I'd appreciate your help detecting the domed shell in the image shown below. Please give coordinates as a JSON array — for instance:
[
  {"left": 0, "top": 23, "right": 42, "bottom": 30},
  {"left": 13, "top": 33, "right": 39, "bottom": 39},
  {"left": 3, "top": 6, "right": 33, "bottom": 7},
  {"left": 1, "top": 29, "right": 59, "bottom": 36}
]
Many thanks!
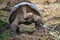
[{"left": 9, "top": 2, "right": 41, "bottom": 24}]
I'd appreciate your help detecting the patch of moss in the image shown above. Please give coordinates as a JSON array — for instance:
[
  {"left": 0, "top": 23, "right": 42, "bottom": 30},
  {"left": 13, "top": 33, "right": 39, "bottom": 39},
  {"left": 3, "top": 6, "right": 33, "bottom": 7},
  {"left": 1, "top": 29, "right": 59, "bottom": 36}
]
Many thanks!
[
  {"left": 0, "top": 30, "right": 11, "bottom": 40},
  {"left": 0, "top": 20, "right": 11, "bottom": 40},
  {"left": 0, "top": 20, "right": 7, "bottom": 29}
]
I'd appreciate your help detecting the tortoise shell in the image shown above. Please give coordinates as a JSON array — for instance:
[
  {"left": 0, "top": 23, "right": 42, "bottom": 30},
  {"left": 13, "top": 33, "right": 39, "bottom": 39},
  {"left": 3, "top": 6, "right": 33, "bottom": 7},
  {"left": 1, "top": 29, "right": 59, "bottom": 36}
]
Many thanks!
[{"left": 9, "top": 2, "right": 41, "bottom": 24}]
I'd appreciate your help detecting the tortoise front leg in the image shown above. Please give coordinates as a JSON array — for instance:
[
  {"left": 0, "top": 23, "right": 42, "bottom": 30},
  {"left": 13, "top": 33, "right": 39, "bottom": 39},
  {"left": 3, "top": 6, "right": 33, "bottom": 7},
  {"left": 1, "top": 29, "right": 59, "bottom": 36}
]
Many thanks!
[
  {"left": 35, "top": 20, "right": 43, "bottom": 29},
  {"left": 10, "top": 16, "right": 18, "bottom": 37},
  {"left": 34, "top": 16, "right": 44, "bottom": 29}
]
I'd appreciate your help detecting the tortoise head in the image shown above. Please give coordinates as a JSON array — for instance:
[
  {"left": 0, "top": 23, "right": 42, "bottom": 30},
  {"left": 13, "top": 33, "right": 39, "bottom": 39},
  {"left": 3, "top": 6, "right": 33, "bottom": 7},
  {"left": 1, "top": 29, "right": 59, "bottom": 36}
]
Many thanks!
[{"left": 24, "top": 12, "right": 33, "bottom": 20}]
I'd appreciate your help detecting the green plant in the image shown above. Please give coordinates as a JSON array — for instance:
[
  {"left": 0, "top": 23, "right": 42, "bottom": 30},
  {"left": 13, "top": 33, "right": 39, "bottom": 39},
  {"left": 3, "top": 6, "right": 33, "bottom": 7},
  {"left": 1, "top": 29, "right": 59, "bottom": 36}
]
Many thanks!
[{"left": 0, "top": 20, "right": 11, "bottom": 40}]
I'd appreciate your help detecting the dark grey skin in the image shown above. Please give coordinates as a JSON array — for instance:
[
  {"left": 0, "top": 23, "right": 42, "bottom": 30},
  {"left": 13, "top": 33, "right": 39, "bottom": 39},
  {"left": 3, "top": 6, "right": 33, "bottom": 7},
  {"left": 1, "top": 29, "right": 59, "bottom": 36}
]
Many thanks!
[{"left": 9, "top": 5, "right": 43, "bottom": 37}]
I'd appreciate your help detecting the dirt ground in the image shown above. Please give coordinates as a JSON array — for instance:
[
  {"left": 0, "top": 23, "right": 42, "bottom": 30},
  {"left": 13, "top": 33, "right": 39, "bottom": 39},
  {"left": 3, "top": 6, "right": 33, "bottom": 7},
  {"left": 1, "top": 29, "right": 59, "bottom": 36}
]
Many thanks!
[{"left": 0, "top": 0, "right": 60, "bottom": 40}]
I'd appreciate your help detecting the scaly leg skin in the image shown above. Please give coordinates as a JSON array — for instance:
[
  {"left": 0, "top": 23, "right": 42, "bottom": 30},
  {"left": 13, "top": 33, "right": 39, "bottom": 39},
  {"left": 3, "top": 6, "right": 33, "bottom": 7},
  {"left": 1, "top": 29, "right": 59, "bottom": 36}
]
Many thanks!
[
  {"left": 34, "top": 16, "right": 44, "bottom": 30},
  {"left": 35, "top": 21, "right": 44, "bottom": 30},
  {"left": 10, "top": 16, "right": 18, "bottom": 37},
  {"left": 10, "top": 24, "right": 18, "bottom": 37}
]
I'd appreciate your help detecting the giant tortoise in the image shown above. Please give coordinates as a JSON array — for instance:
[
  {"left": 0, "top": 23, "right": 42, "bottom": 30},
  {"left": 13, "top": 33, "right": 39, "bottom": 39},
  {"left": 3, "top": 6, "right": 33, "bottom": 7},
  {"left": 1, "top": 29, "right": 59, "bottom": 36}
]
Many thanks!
[{"left": 9, "top": 1, "right": 43, "bottom": 36}]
